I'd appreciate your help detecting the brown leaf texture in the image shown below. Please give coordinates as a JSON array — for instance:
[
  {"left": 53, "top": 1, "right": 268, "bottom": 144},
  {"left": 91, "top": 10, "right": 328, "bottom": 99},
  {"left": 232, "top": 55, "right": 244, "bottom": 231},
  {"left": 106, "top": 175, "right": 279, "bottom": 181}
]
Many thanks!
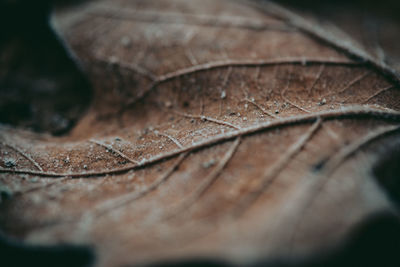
[
  {"left": 1, "top": 0, "right": 400, "bottom": 266},
  {"left": 266, "top": 0, "right": 400, "bottom": 79}
]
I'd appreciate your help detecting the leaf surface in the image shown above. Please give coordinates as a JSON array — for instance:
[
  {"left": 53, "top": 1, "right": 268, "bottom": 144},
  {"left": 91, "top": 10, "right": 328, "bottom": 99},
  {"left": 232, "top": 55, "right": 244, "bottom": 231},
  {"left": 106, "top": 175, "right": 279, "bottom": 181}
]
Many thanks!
[{"left": 1, "top": 0, "right": 400, "bottom": 266}]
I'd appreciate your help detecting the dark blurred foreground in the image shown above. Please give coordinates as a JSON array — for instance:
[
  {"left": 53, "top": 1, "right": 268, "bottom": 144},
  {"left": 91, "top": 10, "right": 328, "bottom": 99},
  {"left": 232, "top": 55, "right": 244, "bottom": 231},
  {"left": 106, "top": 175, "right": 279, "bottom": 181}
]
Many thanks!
[{"left": 0, "top": 0, "right": 91, "bottom": 135}]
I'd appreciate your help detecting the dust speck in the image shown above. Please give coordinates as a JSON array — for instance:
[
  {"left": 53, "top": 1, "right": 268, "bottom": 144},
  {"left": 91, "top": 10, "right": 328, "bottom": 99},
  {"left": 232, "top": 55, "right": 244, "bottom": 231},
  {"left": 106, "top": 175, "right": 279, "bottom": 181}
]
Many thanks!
[
  {"left": 3, "top": 157, "right": 16, "bottom": 168},
  {"left": 220, "top": 90, "right": 226, "bottom": 99},
  {"left": 202, "top": 159, "right": 216, "bottom": 169},
  {"left": 121, "top": 36, "right": 132, "bottom": 47},
  {"left": 318, "top": 98, "right": 327, "bottom": 106}
]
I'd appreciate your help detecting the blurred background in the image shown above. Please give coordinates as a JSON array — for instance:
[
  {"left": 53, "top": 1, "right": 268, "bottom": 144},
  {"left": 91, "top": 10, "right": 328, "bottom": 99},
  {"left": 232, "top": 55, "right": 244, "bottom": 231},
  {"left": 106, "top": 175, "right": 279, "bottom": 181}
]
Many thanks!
[{"left": 0, "top": 0, "right": 91, "bottom": 136}]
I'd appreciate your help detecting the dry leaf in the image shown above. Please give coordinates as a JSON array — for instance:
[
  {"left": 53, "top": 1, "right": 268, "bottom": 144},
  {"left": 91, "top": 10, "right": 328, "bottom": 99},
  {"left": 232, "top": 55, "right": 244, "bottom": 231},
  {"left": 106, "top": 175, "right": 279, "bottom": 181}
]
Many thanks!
[
  {"left": 1, "top": 0, "right": 400, "bottom": 266},
  {"left": 271, "top": 0, "right": 400, "bottom": 76}
]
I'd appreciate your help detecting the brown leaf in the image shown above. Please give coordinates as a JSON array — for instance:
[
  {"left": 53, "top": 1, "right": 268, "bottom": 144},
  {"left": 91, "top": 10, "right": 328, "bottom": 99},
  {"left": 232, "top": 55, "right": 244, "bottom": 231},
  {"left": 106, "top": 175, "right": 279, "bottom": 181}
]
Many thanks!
[
  {"left": 271, "top": 0, "right": 400, "bottom": 78},
  {"left": 1, "top": 0, "right": 400, "bottom": 266}
]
